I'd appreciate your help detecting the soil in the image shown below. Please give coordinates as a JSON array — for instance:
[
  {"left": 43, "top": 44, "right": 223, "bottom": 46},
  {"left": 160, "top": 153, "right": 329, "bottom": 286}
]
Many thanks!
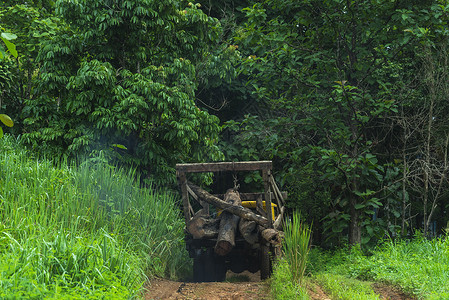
[
  {"left": 373, "top": 283, "right": 417, "bottom": 300},
  {"left": 144, "top": 271, "right": 415, "bottom": 300},
  {"left": 306, "top": 282, "right": 332, "bottom": 300},
  {"left": 145, "top": 271, "right": 269, "bottom": 300}
]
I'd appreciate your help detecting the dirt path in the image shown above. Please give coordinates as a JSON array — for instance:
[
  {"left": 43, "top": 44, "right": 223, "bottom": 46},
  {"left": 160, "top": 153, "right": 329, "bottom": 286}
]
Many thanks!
[
  {"left": 145, "top": 271, "right": 269, "bottom": 300},
  {"left": 145, "top": 271, "right": 415, "bottom": 300}
]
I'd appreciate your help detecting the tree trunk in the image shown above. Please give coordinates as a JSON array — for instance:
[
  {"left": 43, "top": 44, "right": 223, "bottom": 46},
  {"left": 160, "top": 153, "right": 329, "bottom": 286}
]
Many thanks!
[
  {"left": 261, "top": 228, "right": 281, "bottom": 245},
  {"left": 215, "top": 189, "right": 241, "bottom": 256},
  {"left": 348, "top": 193, "right": 361, "bottom": 245}
]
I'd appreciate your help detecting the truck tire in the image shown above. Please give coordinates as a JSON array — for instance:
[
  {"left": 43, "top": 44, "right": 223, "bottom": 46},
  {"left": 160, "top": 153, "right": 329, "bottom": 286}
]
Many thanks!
[{"left": 260, "top": 244, "right": 272, "bottom": 280}]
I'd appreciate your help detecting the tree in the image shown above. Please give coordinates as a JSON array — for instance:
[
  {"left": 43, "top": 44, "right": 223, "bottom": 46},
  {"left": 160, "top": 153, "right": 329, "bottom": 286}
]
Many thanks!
[
  {"left": 230, "top": 0, "right": 449, "bottom": 245},
  {"left": 0, "top": 3, "right": 58, "bottom": 135},
  {"left": 22, "top": 0, "right": 238, "bottom": 184},
  {"left": 0, "top": 30, "right": 17, "bottom": 137}
]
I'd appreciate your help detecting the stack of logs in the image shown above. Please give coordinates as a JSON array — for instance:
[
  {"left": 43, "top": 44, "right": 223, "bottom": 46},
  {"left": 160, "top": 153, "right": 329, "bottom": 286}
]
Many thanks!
[{"left": 187, "top": 184, "right": 282, "bottom": 256}]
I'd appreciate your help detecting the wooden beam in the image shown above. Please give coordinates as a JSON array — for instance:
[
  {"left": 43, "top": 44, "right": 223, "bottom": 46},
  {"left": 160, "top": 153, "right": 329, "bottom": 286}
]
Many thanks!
[
  {"left": 213, "top": 192, "right": 287, "bottom": 201},
  {"left": 178, "top": 171, "right": 191, "bottom": 223},
  {"left": 175, "top": 161, "right": 272, "bottom": 173},
  {"left": 262, "top": 170, "right": 274, "bottom": 228},
  {"left": 188, "top": 184, "right": 209, "bottom": 215}
]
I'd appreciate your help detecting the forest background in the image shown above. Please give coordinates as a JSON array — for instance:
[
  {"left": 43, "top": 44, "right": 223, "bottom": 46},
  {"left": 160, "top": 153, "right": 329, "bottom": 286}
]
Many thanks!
[{"left": 3, "top": 0, "right": 449, "bottom": 250}]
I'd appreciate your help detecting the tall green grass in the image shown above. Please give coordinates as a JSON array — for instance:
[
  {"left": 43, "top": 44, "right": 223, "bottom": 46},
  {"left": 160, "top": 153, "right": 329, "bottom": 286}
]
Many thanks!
[
  {"left": 0, "top": 135, "right": 188, "bottom": 298},
  {"left": 283, "top": 211, "right": 311, "bottom": 284},
  {"left": 271, "top": 211, "right": 311, "bottom": 299}
]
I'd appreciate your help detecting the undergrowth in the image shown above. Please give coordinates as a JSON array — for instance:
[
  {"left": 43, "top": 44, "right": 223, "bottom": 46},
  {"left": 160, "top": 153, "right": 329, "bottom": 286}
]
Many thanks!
[
  {"left": 347, "top": 236, "right": 449, "bottom": 299},
  {"left": 0, "top": 135, "right": 189, "bottom": 298},
  {"left": 308, "top": 234, "right": 449, "bottom": 299}
]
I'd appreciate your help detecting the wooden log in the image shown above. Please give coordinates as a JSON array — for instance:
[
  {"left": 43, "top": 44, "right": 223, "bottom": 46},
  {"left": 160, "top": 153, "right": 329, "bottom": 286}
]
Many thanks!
[
  {"left": 215, "top": 189, "right": 242, "bottom": 256},
  {"left": 187, "top": 209, "right": 220, "bottom": 239},
  {"left": 273, "top": 206, "right": 285, "bottom": 231},
  {"left": 187, "top": 183, "right": 270, "bottom": 228},
  {"left": 239, "top": 218, "right": 259, "bottom": 245},
  {"left": 261, "top": 228, "right": 282, "bottom": 246},
  {"left": 270, "top": 175, "right": 285, "bottom": 207}
]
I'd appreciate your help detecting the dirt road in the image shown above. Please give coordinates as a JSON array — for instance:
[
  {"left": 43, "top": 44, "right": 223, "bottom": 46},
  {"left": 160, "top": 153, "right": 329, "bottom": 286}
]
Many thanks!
[{"left": 145, "top": 271, "right": 269, "bottom": 300}]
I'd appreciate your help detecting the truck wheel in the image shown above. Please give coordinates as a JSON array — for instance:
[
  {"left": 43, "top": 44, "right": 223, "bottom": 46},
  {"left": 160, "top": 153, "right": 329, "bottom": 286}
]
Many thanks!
[{"left": 260, "top": 244, "right": 272, "bottom": 280}]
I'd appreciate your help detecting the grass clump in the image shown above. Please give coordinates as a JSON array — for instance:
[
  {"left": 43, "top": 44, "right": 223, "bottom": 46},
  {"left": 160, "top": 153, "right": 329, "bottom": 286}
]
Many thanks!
[
  {"left": 0, "top": 135, "right": 188, "bottom": 298},
  {"left": 283, "top": 211, "right": 311, "bottom": 284},
  {"left": 271, "top": 211, "right": 311, "bottom": 299}
]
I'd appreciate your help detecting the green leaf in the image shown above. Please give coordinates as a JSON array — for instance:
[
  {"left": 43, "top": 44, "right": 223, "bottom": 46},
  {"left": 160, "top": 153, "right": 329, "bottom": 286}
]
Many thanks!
[
  {"left": 1, "top": 33, "right": 17, "bottom": 40},
  {"left": 354, "top": 203, "right": 365, "bottom": 210},
  {"left": 0, "top": 114, "right": 14, "bottom": 127},
  {"left": 112, "top": 144, "right": 128, "bottom": 150},
  {"left": 0, "top": 127, "right": 3, "bottom": 138},
  {"left": 366, "top": 225, "right": 373, "bottom": 236},
  {"left": 1, "top": 37, "right": 18, "bottom": 58}
]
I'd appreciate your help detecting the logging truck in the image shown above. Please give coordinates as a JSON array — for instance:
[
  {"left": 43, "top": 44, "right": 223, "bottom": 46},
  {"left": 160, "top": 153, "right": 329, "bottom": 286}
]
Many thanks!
[{"left": 176, "top": 161, "right": 286, "bottom": 282}]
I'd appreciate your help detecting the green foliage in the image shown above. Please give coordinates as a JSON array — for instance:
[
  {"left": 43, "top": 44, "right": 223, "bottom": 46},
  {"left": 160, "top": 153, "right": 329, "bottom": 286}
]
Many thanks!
[
  {"left": 0, "top": 135, "right": 189, "bottom": 298},
  {"left": 0, "top": 113, "right": 13, "bottom": 138},
  {"left": 308, "top": 236, "right": 449, "bottom": 299},
  {"left": 228, "top": 0, "right": 449, "bottom": 246},
  {"left": 20, "top": 0, "right": 238, "bottom": 185},
  {"left": 0, "top": 3, "right": 58, "bottom": 135},
  {"left": 346, "top": 236, "right": 449, "bottom": 298},
  {"left": 0, "top": 28, "right": 16, "bottom": 138},
  {"left": 0, "top": 31, "right": 17, "bottom": 59}
]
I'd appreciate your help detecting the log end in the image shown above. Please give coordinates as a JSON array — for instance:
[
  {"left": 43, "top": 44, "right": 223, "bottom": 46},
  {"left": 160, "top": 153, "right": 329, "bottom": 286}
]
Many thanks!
[
  {"left": 261, "top": 228, "right": 281, "bottom": 245},
  {"left": 215, "top": 240, "right": 234, "bottom": 256}
]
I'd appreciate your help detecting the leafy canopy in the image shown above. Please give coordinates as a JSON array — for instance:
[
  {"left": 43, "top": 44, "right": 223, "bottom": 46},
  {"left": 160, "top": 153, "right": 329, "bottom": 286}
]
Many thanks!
[{"left": 23, "top": 0, "right": 237, "bottom": 184}]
